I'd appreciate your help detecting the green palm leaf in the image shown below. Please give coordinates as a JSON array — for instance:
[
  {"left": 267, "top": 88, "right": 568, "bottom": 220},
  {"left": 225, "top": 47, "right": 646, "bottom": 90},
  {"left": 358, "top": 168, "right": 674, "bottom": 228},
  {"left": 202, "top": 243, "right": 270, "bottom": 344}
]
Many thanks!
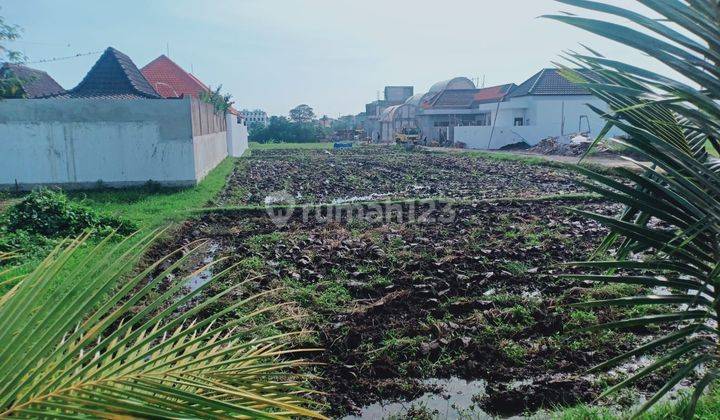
[
  {"left": 547, "top": 0, "right": 720, "bottom": 418},
  {"left": 0, "top": 232, "right": 326, "bottom": 419}
]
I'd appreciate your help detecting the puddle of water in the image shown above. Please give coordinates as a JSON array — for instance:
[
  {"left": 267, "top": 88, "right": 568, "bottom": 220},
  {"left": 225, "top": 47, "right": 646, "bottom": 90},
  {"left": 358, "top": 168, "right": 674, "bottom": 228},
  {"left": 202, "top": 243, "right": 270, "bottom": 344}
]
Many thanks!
[
  {"left": 343, "top": 377, "right": 489, "bottom": 420},
  {"left": 187, "top": 243, "right": 219, "bottom": 292}
]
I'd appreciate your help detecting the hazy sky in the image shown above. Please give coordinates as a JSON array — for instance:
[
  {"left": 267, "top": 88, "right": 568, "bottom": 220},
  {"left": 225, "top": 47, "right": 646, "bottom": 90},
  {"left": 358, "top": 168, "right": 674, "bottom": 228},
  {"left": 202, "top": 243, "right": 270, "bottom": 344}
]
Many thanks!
[{"left": 4, "top": 0, "right": 664, "bottom": 117}]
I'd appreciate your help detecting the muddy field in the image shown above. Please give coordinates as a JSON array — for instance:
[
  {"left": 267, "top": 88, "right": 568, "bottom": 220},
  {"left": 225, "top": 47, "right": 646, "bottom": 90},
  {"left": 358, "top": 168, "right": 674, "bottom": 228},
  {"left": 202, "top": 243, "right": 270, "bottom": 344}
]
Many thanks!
[
  {"left": 157, "top": 147, "right": 677, "bottom": 418},
  {"left": 217, "top": 148, "right": 587, "bottom": 206}
]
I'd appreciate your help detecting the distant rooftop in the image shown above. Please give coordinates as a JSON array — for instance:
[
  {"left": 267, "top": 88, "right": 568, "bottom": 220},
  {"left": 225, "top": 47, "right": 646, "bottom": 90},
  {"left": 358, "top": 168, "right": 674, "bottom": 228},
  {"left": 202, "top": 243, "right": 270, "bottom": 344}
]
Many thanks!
[
  {"left": 0, "top": 63, "right": 65, "bottom": 98},
  {"left": 474, "top": 83, "right": 517, "bottom": 104},
  {"left": 509, "top": 68, "right": 591, "bottom": 97},
  {"left": 141, "top": 55, "right": 209, "bottom": 99},
  {"left": 50, "top": 47, "right": 160, "bottom": 99},
  {"left": 419, "top": 83, "right": 516, "bottom": 110}
]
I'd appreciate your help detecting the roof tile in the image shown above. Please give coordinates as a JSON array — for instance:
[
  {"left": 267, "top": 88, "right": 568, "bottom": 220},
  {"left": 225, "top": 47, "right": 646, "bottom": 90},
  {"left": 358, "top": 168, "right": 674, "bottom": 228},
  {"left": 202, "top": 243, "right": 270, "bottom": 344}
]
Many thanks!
[
  {"left": 50, "top": 47, "right": 160, "bottom": 99},
  {"left": 0, "top": 63, "right": 65, "bottom": 98}
]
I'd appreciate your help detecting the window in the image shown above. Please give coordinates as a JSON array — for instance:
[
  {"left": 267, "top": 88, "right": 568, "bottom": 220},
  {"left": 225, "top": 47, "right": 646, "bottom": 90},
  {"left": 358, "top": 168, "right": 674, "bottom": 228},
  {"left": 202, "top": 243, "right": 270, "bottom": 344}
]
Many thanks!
[
  {"left": 434, "top": 121, "right": 450, "bottom": 127},
  {"left": 514, "top": 117, "right": 524, "bottom": 126},
  {"left": 478, "top": 112, "right": 492, "bottom": 126}
]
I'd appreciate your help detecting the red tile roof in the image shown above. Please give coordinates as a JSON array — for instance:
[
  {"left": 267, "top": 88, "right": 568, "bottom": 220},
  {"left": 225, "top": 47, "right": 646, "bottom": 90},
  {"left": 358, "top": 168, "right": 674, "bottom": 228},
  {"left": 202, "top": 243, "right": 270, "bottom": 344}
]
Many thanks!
[
  {"left": 141, "top": 55, "right": 210, "bottom": 99},
  {"left": 474, "top": 84, "right": 516, "bottom": 104}
]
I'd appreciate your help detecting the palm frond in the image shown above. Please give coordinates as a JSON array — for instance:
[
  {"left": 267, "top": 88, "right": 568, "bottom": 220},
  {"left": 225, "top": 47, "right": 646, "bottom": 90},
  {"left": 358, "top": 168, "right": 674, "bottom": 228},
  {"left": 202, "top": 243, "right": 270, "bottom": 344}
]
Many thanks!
[
  {"left": 0, "top": 232, "right": 325, "bottom": 419},
  {"left": 548, "top": 1, "right": 720, "bottom": 418}
]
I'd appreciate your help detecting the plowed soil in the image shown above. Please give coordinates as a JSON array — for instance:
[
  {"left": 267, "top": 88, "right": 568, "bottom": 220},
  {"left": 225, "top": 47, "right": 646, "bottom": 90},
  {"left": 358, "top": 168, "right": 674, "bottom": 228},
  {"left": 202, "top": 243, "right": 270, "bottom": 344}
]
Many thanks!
[{"left": 154, "top": 147, "right": 674, "bottom": 418}]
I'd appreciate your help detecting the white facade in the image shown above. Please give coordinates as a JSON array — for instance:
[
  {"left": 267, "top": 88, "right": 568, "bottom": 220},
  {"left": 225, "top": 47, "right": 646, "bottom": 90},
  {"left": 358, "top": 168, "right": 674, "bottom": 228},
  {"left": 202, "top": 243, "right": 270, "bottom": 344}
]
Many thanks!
[
  {"left": 226, "top": 114, "right": 249, "bottom": 157},
  {"left": 455, "top": 95, "right": 624, "bottom": 149},
  {"left": 239, "top": 109, "right": 268, "bottom": 127},
  {"left": 0, "top": 97, "right": 232, "bottom": 190}
]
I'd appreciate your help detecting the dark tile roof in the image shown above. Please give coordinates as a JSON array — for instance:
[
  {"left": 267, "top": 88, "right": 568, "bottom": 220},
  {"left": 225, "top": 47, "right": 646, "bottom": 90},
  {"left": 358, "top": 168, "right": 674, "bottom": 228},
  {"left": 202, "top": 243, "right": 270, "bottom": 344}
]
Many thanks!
[
  {"left": 50, "top": 47, "right": 160, "bottom": 99},
  {"left": 429, "top": 89, "right": 479, "bottom": 109},
  {"left": 0, "top": 63, "right": 65, "bottom": 98},
  {"left": 509, "top": 68, "right": 591, "bottom": 98}
]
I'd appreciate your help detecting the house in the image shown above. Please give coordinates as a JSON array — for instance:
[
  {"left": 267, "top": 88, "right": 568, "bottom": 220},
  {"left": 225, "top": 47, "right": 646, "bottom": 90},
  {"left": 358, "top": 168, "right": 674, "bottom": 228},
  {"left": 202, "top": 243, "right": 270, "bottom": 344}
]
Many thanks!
[
  {"left": 455, "top": 68, "right": 625, "bottom": 149},
  {"left": 318, "top": 115, "right": 335, "bottom": 128},
  {"left": 141, "top": 55, "right": 210, "bottom": 99},
  {"left": 414, "top": 78, "right": 516, "bottom": 144},
  {"left": 49, "top": 47, "right": 161, "bottom": 99},
  {"left": 0, "top": 63, "right": 65, "bottom": 98},
  {"left": 141, "top": 55, "right": 248, "bottom": 157},
  {"left": 363, "top": 85, "right": 414, "bottom": 142},
  {"left": 239, "top": 109, "right": 268, "bottom": 127},
  {"left": 378, "top": 77, "right": 515, "bottom": 143},
  {"left": 0, "top": 47, "right": 234, "bottom": 190}
]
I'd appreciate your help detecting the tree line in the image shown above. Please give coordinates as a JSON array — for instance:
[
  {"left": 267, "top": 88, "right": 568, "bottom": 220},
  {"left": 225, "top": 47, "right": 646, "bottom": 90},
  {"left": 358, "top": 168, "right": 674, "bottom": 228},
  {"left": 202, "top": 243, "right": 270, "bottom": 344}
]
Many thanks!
[{"left": 249, "top": 104, "right": 331, "bottom": 143}]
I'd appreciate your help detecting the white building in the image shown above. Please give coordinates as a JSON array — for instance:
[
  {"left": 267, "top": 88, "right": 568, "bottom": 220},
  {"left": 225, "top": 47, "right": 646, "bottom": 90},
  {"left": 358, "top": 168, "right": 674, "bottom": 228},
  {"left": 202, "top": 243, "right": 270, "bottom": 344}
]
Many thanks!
[
  {"left": 239, "top": 109, "right": 269, "bottom": 127},
  {"left": 455, "top": 69, "right": 624, "bottom": 149}
]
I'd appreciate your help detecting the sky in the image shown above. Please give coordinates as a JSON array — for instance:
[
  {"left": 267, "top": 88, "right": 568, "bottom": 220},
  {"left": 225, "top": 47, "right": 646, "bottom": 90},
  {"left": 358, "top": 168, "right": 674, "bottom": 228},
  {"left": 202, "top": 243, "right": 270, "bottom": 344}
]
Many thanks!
[{"left": 3, "top": 0, "right": 666, "bottom": 117}]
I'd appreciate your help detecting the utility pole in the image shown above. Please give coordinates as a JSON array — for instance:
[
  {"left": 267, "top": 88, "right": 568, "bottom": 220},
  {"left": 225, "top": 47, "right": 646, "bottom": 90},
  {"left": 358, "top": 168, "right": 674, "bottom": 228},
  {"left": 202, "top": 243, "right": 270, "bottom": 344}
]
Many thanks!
[{"left": 166, "top": 42, "right": 170, "bottom": 57}]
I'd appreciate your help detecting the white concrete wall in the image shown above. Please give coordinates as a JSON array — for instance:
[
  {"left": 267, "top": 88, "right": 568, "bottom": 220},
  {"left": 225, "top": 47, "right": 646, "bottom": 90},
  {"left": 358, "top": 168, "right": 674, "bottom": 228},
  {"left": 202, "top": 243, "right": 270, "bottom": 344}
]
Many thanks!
[
  {"left": 459, "top": 96, "right": 624, "bottom": 149},
  {"left": 0, "top": 97, "right": 228, "bottom": 189},
  {"left": 226, "top": 114, "right": 249, "bottom": 157},
  {"left": 193, "top": 131, "right": 228, "bottom": 181}
]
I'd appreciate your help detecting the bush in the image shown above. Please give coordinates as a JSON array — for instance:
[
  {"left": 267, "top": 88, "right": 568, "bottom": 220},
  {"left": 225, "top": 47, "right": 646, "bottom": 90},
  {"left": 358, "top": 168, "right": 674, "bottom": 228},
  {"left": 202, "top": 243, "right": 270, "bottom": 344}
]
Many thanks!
[{"left": 1, "top": 189, "right": 135, "bottom": 238}]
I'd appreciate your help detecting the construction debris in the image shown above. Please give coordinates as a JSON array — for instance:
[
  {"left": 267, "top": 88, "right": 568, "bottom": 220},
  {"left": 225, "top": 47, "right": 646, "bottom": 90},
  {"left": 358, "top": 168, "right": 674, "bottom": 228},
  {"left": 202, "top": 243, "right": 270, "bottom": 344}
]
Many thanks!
[{"left": 527, "top": 136, "right": 598, "bottom": 156}]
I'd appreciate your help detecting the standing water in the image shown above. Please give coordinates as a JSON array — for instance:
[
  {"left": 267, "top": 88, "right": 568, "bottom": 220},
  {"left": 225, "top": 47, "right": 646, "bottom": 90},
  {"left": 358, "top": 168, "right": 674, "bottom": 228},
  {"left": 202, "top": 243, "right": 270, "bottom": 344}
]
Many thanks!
[
  {"left": 187, "top": 243, "right": 219, "bottom": 292},
  {"left": 343, "top": 377, "right": 489, "bottom": 419}
]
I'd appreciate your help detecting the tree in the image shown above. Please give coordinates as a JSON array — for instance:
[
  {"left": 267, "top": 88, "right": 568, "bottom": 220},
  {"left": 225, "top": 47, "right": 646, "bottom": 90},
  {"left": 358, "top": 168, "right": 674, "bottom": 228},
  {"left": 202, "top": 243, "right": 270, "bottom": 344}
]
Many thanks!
[
  {"left": 250, "top": 115, "right": 326, "bottom": 143},
  {"left": 547, "top": 1, "right": 720, "bottom": 418},
  {"left": 0, "top": 9, "right": 22, "bottom": 63},
  {"left": 0, "top": 233, "right": 324, "bottom": 418},
  {"left": 0, "top": 9, "right": 25, "bottom": 99},
  {"left": 289, "top": 104, "right": 316, "bottom": 123},
  {"left": 200, "top": 85, "right": 234, "bottom": 114}
]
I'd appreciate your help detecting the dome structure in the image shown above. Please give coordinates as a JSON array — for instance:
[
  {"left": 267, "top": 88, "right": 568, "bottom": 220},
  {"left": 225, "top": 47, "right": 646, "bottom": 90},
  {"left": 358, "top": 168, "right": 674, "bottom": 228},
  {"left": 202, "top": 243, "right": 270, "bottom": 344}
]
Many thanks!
[
  {"left": 380, "top": 105, "right": 402, "bottom": 123},
  {"left": 427, "top": 77, "right": 476, "bottom": 94},
  {"left": 404, "top": 93, "right": 429, "bottom": 107}
]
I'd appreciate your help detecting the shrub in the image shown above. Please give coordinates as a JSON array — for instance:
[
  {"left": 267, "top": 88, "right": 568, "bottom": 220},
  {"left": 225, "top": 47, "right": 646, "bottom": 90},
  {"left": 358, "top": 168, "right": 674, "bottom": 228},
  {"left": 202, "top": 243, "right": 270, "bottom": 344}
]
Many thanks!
[{"left": 1, "top": 189, "right": 135, "bottom": 238}]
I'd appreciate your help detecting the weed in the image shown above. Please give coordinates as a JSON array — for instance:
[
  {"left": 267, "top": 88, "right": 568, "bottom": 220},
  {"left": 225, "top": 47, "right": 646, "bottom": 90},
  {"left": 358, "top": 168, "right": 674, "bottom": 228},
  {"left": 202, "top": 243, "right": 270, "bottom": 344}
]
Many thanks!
[
  {"left": 500, "top": 340, "right": 527, "bottom": 364},
  {"left": 245, "top": 232, "right": 284, "bottom": 253}
]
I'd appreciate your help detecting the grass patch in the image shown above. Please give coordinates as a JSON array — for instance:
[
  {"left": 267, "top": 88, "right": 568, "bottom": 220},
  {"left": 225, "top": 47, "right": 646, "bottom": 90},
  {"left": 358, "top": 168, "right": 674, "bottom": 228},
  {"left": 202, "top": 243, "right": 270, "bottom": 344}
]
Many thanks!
[
  {"left": 68, "top": 158, "right": 236, "bottom": 229},
  {"left": 551, "top": 384, "right": 720, "bottom": 419},
  {"left": 0, "top": 158, "right": 237, "bottom": 292}
]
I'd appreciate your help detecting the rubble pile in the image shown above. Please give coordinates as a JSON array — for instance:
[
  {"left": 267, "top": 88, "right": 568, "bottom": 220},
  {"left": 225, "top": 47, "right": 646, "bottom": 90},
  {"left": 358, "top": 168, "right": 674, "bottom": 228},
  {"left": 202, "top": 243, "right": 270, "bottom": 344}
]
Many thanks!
[{"left": 528, "top": 137, "right": 594, "bottom": 156}]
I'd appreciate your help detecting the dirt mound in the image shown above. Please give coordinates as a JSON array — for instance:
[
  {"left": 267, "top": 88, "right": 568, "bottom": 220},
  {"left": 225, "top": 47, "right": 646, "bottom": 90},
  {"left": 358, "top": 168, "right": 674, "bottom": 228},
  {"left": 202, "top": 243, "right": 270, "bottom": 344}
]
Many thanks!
[{"left": 528, "top": 137, "right": 595, "bottom": 156}]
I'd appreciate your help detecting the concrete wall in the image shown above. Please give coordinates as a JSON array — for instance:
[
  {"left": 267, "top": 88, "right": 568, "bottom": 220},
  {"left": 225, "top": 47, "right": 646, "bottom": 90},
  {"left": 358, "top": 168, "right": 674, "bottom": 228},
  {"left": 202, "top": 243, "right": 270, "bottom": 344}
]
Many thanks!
[
  {"left": 0, "top": 97, "right": 229, "bottom": 190},
  {"left": 457, "top": 96, "right": 624, "bottom": 149},
  {"left": 226, "top": 114, "right": 249, "bottom": 157}
]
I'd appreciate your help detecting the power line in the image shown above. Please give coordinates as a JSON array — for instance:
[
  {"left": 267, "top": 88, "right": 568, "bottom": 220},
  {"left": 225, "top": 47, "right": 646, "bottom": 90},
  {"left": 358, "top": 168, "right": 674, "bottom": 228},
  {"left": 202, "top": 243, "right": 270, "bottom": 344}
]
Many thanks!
[{"left": 25, "top": 50, "right": 103, "bottom": 65}]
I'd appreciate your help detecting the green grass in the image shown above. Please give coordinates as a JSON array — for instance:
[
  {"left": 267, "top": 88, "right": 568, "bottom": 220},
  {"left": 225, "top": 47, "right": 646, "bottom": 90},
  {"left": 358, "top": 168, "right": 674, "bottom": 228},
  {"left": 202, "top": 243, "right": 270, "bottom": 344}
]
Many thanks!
[
  {"left": 0, "top": 158, "right": 236, "bottom": 291},
  {"left": 68, "top": 158, "right": 236, "bottom": 229},
  {"left": 551, "top": 385, "right": 720, "bottom": 419},
  {"left": 249, "top": 141, "right": 334, "bottom": 150}
]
